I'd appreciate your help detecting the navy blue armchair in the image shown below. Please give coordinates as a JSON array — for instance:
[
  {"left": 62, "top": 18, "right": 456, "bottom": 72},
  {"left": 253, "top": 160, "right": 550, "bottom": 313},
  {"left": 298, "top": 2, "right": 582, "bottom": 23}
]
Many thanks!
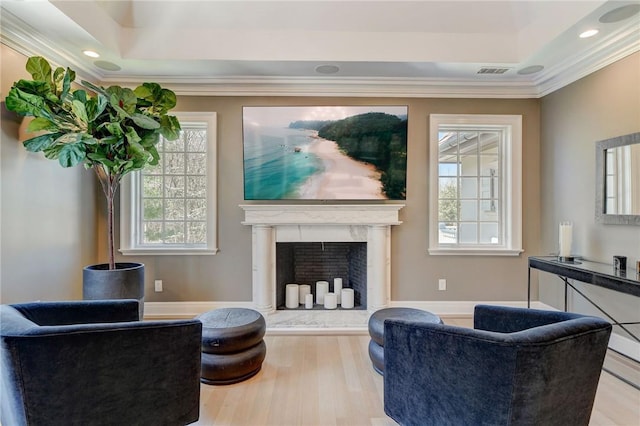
[
  {"left": 384, "top": 305, "right": 612, "bottom": 426},
  {"left": 1, "top": 300, "right": 203, "bottom": 426}
]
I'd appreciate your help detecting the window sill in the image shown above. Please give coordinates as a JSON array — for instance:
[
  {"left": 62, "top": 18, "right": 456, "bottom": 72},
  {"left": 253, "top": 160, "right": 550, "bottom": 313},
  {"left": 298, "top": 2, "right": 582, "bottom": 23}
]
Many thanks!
[
  {"left": 120, "top": 248, "right": 219, "bottom": 256},
  {"left": 428, "top": 248, "right": 523, "bottom": 256}
]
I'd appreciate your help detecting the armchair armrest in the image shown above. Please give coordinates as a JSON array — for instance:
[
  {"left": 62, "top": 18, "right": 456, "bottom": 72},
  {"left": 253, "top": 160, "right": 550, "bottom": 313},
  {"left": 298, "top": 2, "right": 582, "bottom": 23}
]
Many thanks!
[
  {"left": 10, "top": 299, "right": 140, "bottom": 326},
  {"left": 473, "top": 304, "right": 587, "bottom": 333}
]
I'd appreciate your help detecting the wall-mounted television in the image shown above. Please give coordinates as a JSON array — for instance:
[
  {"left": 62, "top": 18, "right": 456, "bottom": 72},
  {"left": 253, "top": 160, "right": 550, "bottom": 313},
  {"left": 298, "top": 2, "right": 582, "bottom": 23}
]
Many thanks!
[{"left": 242, "top": 106, "right": 408, "bottom": 200}]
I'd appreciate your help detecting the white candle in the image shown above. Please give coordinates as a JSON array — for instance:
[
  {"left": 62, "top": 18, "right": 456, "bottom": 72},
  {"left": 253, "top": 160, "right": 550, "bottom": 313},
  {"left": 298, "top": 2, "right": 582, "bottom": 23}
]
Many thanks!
[
  {"left": 316, "top": 281, "right": 329, "bottom": 304},
  {"left": 324, "top": 292, "right": 337, "bottom": 309},
  {"left": 305, "top": 293, "right": 313, "bottom": 309},
  {"left": 559, "top": 222, "right": 573, "bottom": 257},
  {"left": 341, "top": 288, "right": 354, "bottom": 309},
  {"left": 285, "top": 284, "right": 299, "bottom": 309},
  {"left": 298, "top": 284, "right": 311, "bottom": 306},
  {"left": 333, "top": 278, "right": 343, "bottom": 304}
]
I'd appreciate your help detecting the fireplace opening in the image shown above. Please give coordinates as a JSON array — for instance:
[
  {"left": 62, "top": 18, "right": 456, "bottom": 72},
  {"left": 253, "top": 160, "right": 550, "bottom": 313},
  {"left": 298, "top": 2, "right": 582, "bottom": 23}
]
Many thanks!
[{"left": 276, "top": 242, "right": 367, "bottom": 310}]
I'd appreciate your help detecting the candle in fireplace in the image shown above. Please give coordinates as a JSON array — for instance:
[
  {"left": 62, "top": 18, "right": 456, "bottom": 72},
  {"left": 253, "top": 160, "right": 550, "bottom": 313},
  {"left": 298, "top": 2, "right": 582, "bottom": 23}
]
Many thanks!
[
  {"left": 316, "top": 281, "right": 329, "bottom": 304},
  {"left": 285, "top": 284, "right": 299, "bottom": 309},
  {"left": 299, "top": 284, "right": 311, "bottom": 306},
  {"left": 334, "top": 278, "right": 343, "bottom": 304}
]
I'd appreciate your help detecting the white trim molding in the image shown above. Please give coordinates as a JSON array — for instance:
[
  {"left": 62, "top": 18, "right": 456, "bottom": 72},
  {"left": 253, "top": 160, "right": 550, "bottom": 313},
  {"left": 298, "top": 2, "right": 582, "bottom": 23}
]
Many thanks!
[{"left": 144, "top": 300, "right": 640, "bottom": 361}]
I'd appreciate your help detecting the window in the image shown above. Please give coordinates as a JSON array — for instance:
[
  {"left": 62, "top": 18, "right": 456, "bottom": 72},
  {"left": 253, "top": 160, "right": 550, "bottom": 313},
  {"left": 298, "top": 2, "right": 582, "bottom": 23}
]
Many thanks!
[
  {"left": 120, "top": 112, "right": 218, "bottom": 255},
  {"left": 429, "top": 114, "right": 522, "bottom": 256}
]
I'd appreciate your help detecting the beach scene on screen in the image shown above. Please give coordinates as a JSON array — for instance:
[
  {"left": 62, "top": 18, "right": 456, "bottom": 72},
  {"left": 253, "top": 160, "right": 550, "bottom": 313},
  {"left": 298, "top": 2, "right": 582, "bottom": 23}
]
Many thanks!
[{"left": 242, "top": 106, "right": 407, "bottom": 200}]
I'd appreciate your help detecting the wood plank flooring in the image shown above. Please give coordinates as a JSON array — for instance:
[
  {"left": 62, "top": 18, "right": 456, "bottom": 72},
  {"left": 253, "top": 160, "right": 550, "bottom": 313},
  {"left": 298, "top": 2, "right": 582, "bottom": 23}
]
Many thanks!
[{"left": 194, "top": 327, "right": 640, "bottom": 425}]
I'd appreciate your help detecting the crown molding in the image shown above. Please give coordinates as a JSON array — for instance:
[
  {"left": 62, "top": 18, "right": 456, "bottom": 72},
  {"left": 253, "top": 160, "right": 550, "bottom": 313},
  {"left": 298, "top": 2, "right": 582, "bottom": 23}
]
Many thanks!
[
  {"left": 534, "top": 20, "right": 640, "bottom": 97},
  {"left": 2, "top": 8, "right": 638, "bottom": 99},
  {"left": 0, "top": 10, "right": 103, "bottom": 83}
]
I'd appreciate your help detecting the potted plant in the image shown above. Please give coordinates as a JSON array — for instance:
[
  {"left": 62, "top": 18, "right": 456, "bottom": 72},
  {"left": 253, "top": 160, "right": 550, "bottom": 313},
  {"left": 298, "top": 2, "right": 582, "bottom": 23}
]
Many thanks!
[{"left": 5, "top": 56, "right": 181, "bottom": 316}]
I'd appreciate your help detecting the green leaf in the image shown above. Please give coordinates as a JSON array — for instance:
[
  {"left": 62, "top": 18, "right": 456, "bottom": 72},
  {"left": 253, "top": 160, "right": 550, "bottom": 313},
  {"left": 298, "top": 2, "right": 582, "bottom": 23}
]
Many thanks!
[
  {"left": 25, "top": 56, "right": 52, "bottom": 84},
  {"left": 72, "top": 90, "right": 88, "bottom": 104},
  {"left": 131, "top": 112, "right": 160, "bottom": 129},
  {"left": 71, "top": 100, "right": 89, "bottom": 125},
  {"left": 134, "top": 83, "right": 177, "bottom": 114},
  {"left": 127, "top": 140, "right": 146, "bottom": 157},
  {"left": 23, "top": 132, "right": 61, "bottom": 152},
  {"left": 147, "top": 145, "right": 160, "bottom": 165},
  {"left": 60, "top": 68, "right": 75, "bottom": 102},
  {"left": 56, "top": 133, "right": 84, "bottom": 144},
  {"left": 85, "top": 94, "right": 108, "bottom": 122},
  {"left": 43, "top": 144, "right": 63, "bottom": 160},
  {"left": 159, "top": 115, "right": 181, "bottom": 140},
  {"left": 26, "top": 117, "right": 56, "bottom": 132},
  {"left": 87, "top": 152, "right": 116, "bottom": 168},
  {"left": 104, "top": 122, "right": 123, "bottom": 137},
  {"left": 107, "top": 86, "right": 137, "bottom": 115},
  {"left": 5, "top": 86, "right": 53, "bottom": 118},
  {"left": 124, "top": 126, "right": 142, "bottom": 145},
  {"left": 81, "top": 80, "right": 108, "bottom": 97},
  {"left": 58, "top": 142, "right": 86, "bottom": 167}
]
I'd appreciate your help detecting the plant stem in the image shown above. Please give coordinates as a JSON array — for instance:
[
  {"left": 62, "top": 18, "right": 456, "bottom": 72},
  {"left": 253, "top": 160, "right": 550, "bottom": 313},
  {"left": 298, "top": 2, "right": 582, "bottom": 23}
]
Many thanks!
[{"left": 94, "top": 165, "right": 120, "bottom": 270}]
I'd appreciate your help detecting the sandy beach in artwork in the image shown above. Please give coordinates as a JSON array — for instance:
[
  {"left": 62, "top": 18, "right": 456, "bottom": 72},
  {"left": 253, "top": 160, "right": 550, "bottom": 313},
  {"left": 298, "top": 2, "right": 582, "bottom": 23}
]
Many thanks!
[{"left": 297, "top": 133, "right": 384, "bottom": 199}]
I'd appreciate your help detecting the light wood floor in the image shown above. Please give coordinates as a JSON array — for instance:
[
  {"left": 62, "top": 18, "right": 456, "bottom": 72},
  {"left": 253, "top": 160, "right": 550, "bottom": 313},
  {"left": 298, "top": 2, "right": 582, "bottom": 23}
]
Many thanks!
[{"left": 194, "top": 319, "right": 640, "bottom": 426}]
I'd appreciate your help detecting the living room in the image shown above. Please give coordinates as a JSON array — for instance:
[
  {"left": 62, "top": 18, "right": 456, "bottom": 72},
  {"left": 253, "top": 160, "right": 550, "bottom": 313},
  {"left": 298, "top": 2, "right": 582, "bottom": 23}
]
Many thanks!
[{"left": 1, "top": 1, "right": 639, "bottom": 424}]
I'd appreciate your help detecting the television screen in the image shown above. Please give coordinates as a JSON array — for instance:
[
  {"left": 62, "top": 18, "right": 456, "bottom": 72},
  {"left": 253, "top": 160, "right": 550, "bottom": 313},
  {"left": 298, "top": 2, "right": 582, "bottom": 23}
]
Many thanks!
[{"left": 242, "top": 106, "right": 408, "bottom": 200}]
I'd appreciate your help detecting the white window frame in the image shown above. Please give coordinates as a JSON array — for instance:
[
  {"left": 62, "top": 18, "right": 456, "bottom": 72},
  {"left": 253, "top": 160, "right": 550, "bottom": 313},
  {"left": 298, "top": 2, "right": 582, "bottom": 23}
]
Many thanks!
[
  {"left": 120, "top": 112, "right": 218, "bottom": 255},
  {"left": 429, "top": 114, "right": 523, "bottom": 256}
]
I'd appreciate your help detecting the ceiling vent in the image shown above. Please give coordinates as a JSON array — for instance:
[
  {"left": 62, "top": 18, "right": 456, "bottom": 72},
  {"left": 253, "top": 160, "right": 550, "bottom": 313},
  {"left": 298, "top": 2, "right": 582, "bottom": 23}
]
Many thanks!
[{"left": 477, "top": 67, "right": 510, "bottom": 75}]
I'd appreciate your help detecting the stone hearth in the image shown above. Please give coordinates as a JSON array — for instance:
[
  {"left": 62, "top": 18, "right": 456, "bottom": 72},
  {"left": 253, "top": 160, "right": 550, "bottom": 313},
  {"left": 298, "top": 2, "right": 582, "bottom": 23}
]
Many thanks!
[{"left": 240, "top": 204, "right": 404, "bottom": 314}]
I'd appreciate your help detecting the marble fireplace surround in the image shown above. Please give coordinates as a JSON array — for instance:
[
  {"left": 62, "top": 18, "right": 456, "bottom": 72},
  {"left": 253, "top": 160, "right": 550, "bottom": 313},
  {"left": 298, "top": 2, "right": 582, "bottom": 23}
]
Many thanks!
[{"left": 240, "top": 204, "right": 404, "bottom": 321}]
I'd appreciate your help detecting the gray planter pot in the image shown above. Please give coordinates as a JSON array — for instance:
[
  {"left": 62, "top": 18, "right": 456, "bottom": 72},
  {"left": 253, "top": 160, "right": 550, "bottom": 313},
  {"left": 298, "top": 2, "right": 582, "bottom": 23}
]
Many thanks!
[{"left": 83, "top": 262, "right": 145, "bottom": 319}]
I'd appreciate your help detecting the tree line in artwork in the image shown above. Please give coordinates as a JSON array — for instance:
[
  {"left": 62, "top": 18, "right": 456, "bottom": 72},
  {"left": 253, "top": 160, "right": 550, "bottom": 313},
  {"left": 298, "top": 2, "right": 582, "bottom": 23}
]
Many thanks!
[{"left": 289, "top": 112, "right": 407, "bottom": 199}]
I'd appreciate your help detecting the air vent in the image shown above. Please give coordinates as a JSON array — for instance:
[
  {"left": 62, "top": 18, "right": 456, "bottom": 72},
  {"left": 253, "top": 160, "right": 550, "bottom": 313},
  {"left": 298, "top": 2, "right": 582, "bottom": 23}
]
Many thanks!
[{"left": 477, "top": 67, "right": 510, "bottom": 75}]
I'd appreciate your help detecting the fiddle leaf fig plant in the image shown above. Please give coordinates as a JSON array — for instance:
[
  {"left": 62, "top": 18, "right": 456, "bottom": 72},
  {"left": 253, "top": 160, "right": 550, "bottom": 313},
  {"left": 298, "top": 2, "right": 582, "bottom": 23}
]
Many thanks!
[{"left": 5, "top": 56, "right": 181, "bottom": 270}]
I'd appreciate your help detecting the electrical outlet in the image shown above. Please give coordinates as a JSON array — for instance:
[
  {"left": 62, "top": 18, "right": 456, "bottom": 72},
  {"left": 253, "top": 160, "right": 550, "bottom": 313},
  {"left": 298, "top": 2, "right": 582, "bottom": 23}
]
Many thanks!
[
  {"left": 438, "top": 279, "right": 447, "bottom": 291},
  {"left": 154, "top": 280, "right": 163, "bottom": 292}
]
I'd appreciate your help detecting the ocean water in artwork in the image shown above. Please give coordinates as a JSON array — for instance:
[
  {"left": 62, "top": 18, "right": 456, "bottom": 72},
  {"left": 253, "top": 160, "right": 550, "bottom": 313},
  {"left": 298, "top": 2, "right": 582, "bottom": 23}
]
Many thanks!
[{"left": 243, "top": 126, "right": 323, "bottom": 199}]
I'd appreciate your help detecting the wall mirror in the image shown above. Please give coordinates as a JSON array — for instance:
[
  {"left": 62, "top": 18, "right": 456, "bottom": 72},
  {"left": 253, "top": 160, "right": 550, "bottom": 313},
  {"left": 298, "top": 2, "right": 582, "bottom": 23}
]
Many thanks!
[{"left": 595, "top": 132, "right": 640, "bottom": 225}]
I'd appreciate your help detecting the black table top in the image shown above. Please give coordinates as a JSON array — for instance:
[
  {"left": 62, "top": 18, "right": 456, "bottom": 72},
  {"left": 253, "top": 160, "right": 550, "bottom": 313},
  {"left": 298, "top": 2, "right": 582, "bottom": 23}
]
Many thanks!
[{"left": 528, "top": 256, "right": 640, "bottom": 298}]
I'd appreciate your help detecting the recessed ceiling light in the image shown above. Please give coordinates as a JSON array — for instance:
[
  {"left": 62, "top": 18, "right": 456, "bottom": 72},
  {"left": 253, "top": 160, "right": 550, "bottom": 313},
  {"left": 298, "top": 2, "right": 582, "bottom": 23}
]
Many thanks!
[
  {"left": 83, "top": 50, "right": 100, "bottom": 58},
  {"left": 315, "top": 64, "right": 340, "bottom": 75},
  {"left": 599, "top": 4, "right": 640, "bottom": 23},
  {"left": 579, "top": 29, "right": 599, "bottom": 39},
  {"left": 518, "top": 65, "right": 544, "bottom": 75}
]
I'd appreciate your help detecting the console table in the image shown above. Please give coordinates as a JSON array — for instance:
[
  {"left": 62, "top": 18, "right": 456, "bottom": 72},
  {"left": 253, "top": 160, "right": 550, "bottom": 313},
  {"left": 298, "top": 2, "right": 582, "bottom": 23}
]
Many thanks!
[{"left": 527, "top": 256, "right": 640, "bottom": 343}]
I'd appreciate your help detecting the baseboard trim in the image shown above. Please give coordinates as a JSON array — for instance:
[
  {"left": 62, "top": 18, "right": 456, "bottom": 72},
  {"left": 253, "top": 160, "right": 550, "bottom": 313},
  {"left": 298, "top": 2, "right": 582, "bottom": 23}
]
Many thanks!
[
  {"left": 144, "top": 300, "right": 639, "bottom": 361},
  {"left": 389, "top": 300, "right": 550, "bottom": 315},
  {"left": 144, "top": 300, "right": 549, "bottom": 318}
]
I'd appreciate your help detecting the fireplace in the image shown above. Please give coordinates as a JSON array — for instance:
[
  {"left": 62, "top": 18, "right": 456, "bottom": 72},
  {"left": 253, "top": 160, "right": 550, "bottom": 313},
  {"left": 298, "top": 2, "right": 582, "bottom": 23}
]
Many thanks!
[
  {"left": 276, "top": 242, "right": 367, "bottom": 310},
  {"left": 240, "top": 204, "right": 403, "bottom": 313}
]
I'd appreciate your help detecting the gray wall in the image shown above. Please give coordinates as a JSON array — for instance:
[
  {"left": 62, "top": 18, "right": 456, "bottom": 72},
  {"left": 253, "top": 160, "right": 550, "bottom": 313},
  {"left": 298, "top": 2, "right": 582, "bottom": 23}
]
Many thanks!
[
  {"left": 1, "top": 45, "right": 98, "bottom": 303},
  {"left": 2, "top": 44, "right": 542, "bottom": 305},
  {"left": 109, "top": 96, "right": 541, "bottom": 303},
  {"left": 539, "top": 52, "right": 640, "bottom": 338}
]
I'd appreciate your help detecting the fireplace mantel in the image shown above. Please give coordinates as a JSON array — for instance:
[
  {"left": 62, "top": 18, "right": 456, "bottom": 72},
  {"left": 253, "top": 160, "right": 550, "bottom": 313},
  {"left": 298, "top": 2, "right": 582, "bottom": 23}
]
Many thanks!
[
  {"left": 240, "top": 204, "right": 404, "bottom": 314},
  {"left": 240, "top": 204, "right": 404, "bottom": 225}
]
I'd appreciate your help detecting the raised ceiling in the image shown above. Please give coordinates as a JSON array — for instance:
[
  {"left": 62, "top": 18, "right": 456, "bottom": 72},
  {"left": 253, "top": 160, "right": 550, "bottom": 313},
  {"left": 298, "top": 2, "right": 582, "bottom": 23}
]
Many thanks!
[{"left": 1, "top": 0, "right": 639, "bottom": 97}]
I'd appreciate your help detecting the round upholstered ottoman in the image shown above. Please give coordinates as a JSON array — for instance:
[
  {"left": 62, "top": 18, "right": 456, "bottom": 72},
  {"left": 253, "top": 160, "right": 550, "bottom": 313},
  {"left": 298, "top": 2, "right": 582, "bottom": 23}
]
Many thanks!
[
  {"left": 368, "top": 307, "right": 442, "bottom": 375},
  {"left": 198, "top": 308, "right": 267, "bottom": 385}
]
